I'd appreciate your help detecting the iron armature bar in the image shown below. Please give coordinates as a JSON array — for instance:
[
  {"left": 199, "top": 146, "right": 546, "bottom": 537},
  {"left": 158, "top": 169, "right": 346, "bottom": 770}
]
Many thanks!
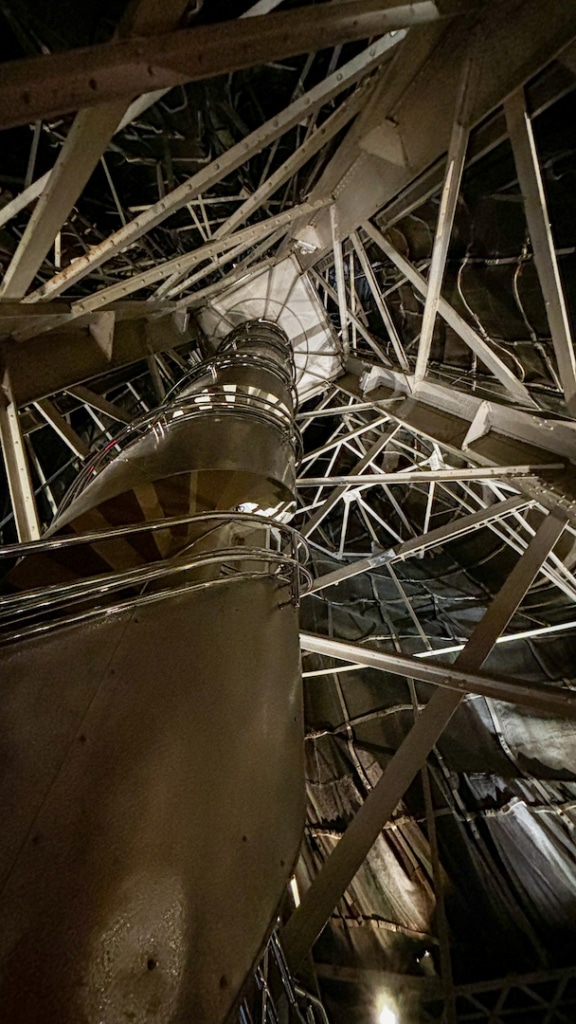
[
  {"left": 290, "top": 0, "right": 576, "bottom": 272},
  {"left": 299, "top": 427, "right": 400, "bottom": 539},
  {"left": 282, "top": 510, "right": 567, "bottom": 969},
  {"left": 297, "top": 398, "right": 393, "bottom": 420},
  {"left": 334, "top": 371, "right": 576, "bottom": 524},
  {"left": 32, "top": 399, "right": 90, "bottom": 459},
  {"left": 300, "top": 414, "right": 390, "bottom": 465},
  {"left": 414, "top": 618, "right": 576, "bottom": 659},
  {"left": 66, "top": 385, "right": 132, "bottom": 425},
  {"left": 361, "top": 222, "right": 538, "bottom": 407},
  {"left": 0, "top": 2, "right": 441, "bottom": 130},
  {"left": 22, "top": 35, "right": 402, "bottom": 304},
  {"left": 504, "top": 87, "right": 576, "bottom": 417},
  {"left": 309, "top": 266, "right": 393, "bottom": 365},
  {"left": 213, "top": 81, "right": 372, "bottom": 243},
  {"left": 157, "top": 82, "right": 373, "bottom": 301},
  {"left": 0, "top": 106, "right": 126, "bottom": 300},
  {"left": 439, "top": 476, "right": 576, "bottom": 602},
  {"left": 330, "top": 205, "right": 350, "bottom": 355},
  {"left": 0, "top": 89, "right": 169, "bottom": 235}
]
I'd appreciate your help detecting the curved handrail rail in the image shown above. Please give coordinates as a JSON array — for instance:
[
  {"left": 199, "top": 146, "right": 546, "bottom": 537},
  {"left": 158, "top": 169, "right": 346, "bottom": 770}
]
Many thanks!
[
  {"left": 167, "top": 351, "right": 297, "bottom": 403},
  {"left": 0, "top": 510, "right": 308, "bottom": 560},
  {"left": 57, "top": 390, "right": 303, "bottom": 516},
  {"left": 0, "top": 566, "right": 311, "bottom": 647},
  {"left": 0, "top": 511, "right": 311, "bottom": 643}
]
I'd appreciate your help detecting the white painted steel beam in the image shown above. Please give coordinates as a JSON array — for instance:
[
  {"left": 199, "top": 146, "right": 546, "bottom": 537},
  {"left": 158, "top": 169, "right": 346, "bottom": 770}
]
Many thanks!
[
  {"left": 0, "top": 3, "right": 440, "bottom": 130},
  {"left": 282, "top": 511, "right": 567, "bottom": 969},
  {"left": 0, "top": 103, "right": 133, "bottom": 300},
  {"left": 414, "top": 62, "right": 470, "bottom": 385},
  {"left": 350, "top": 233, "right": 409, "bottom": 370},
  {"left": 66, "top": 385, "right": 132, "bottom": 425},
  {"left": 15, "top": 200, "right": 330, "bottom": 337},
  {"left": 156, "top": 79, "right": 376, "bottom": 300},
  {"left": 0, "top": 0, "right": 192, "bottom": 300},
  {"left": 25, "top": 38, "right": 397, "bottom": 303},
  {"left": 298, "top": 465, "right": 563, "bottom": 487},
  {"left": 504, "top": 87, "right": 576, "bottom": 416},
  {"left": 362, "top": 222, "right": 537, "bottom": 406},
  {"left": 70, "top": 198, "right": 331, "bottom": 315},
  {"left": 0, "top": 91, "right": 171, "bottom": 235},
  {"left": 33, "top": 399, "right": 90, "bottom": 459},
  {"left": 0, "top": 373, "right": 40, "bottom": 540},
  {"left": 300, "top": 428, "right": 398, "bottom": 539},
  {"left": 301, "top": 414, "right": 389, "bottom": 465},
  {"left": 341, "top": 363, "right": 576, "bottom": 466},
  {"left": 308, "top": 494, "right": 532, "bottom": 591},
  {"left": 297, "top": 399, "right": 392, "bottom": 420},
  {"left": 415, "top": 618, "right": 576, "bottom": 659},
  {"left": 309, "top": 267, "right": 392, "bottom": 364},
  {"left": 299, "top": 632, "right": 576, "bottom": 715},
  {"left": 288, "top": 0, "right": 576, "bottom": 261},
  {"left": 331, "top": 205, "right": 350, "bottom": 355},
  {"left": 216, "top": 81, "right": 373, "bottom": 243}
]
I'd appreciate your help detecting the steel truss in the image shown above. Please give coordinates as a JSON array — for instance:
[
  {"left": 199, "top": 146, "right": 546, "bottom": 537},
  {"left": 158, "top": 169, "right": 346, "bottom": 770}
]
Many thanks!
[{"left": 1, "top": 4, "right": 576, "bottom": 1023}]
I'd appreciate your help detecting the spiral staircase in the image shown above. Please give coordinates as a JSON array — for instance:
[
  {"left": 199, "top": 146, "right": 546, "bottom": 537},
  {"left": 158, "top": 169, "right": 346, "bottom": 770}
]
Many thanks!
[{"left": 0, "top": 319, "right": 312, "bottom": 1024}]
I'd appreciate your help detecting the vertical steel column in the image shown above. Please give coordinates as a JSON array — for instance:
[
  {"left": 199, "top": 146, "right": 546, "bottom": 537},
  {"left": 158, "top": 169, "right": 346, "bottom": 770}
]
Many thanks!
[
  {"left": 0, "top": 369, "right": 40, "bottom": 540},
  {"left": 504, "top": 87, "right": 576, "bottom": 416}
]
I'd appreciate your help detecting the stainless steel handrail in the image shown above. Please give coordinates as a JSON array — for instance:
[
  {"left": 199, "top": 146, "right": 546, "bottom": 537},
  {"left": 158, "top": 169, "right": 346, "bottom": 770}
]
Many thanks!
[
  {"left": 58, "top": 391, "right": 303, "bottom": 515},
  {"left": 0, "top": 512, "right": 311, "bottom": 642},
  {"left": 0, "top": 510, "right": 309, "bottom": 560},
  {"left": 0, "top": 569, "right": 311, "bottom": 647},
  {"left": 0, "top": 548, "right": 310, "bottom": 619}
]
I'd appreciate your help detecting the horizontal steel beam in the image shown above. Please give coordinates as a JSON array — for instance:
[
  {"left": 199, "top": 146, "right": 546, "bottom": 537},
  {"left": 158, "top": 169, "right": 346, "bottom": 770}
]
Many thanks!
[
  {"left": 309, "top": 494, "right": 532, "bottom": 591},
  {"left": 1, "top": 314, "right": 196, "bottom": 406},
  {"left": 299, "top": 633, "right": 576, "bottom": 716},
  {"left": 0, "top": 2, "right": 440, "bottom": 130},
  {"left": 298, "top": 465, "right": 564, "bottom": 487},
  {"left": 296, "top": 400, "right": 392, "bottom": 420},
  {"left": 0, "top": 0, "right": 193, "bottom": 301},
  {"left": 286, "top": 513, "right": 566, "bottom": 969},
  {"left": 295, "top": 634, "right": 573, "bottom": 716}
]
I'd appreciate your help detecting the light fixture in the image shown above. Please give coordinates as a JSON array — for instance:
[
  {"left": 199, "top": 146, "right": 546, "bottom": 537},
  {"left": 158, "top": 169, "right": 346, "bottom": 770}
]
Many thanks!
[
  {"left": 377, "top": 995, "right": 399, "bottom": 1024},
  {"left": 289, "top": 876, "right": 301, "bottom": 907},
  {"left": 295, "top": 239, "right": 318, "bottom": 254}
]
